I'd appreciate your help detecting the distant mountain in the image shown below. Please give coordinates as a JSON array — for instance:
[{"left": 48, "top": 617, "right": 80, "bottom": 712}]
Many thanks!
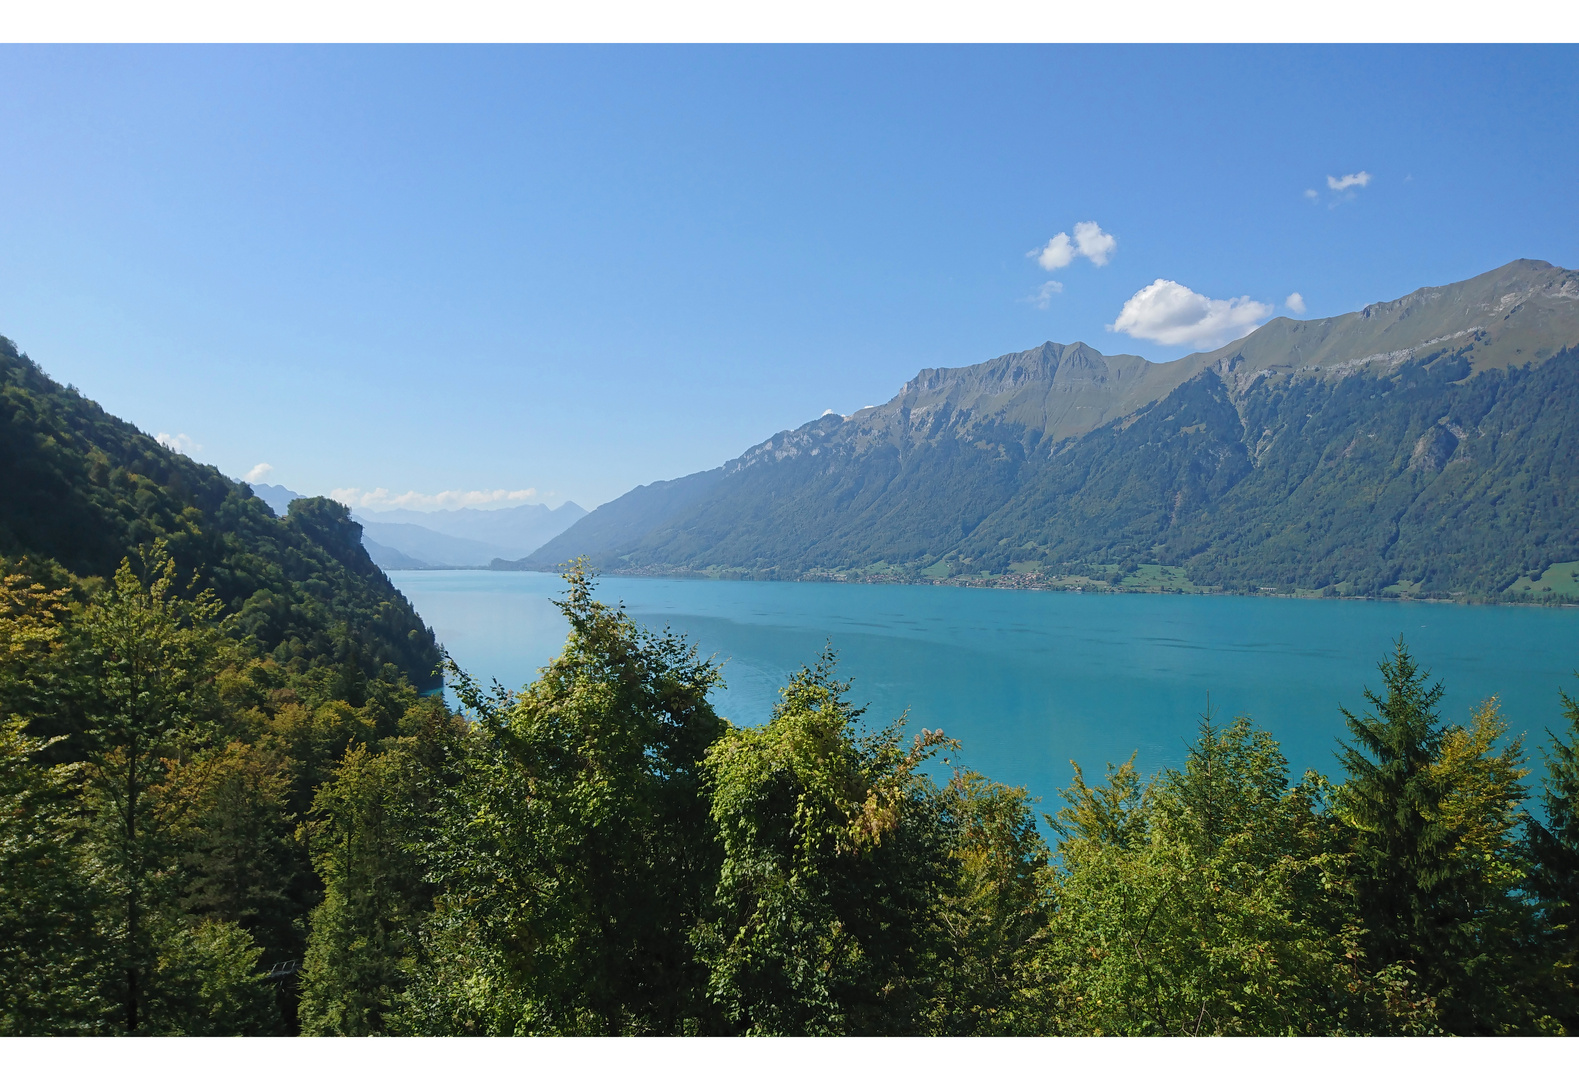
[
  {"left": 505, "top": 259, "right": 1579, "bottom": 601},
  {"left": 360, "top": 535, "right": 434, "bottom": 570},
  {"left": 352, "top": 520, "right": 506, "bottom": 568},
  {"left": 251, "top": 483, "right": 584, "bottom": 569},
  {"left": 252, "top": 482, "right": 302, "bottom": 517},
  {"left": 355, "top": 502, "right": 585, "bottom": 560},
  {"left": 506, "top": 469, "right": 725, "bottom": 571}
]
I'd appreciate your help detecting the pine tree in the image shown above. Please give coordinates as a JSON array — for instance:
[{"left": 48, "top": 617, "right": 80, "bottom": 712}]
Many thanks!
[
  {"left": 1336, "top": 638, "right": 1454, "bottom": 970},
  {"left": 1336, "top": 639, "right": 1535, "bottom": 1033},
  {"left": 1526, "top": 685, "right": 1579, "bottom": 1029}
]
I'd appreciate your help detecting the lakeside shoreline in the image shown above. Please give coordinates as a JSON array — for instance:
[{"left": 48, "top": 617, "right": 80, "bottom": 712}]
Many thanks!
[{"left": 467, "top": 562, "right": 1579, "bottom": 608}]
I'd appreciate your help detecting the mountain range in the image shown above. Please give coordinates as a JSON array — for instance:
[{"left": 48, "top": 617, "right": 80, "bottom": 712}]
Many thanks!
[
  {"left": 254, "top": 484, "right": 585, "bottom": 569},
  {"left": 509, "top": 259, "right": 1579, "bottom": 602}
]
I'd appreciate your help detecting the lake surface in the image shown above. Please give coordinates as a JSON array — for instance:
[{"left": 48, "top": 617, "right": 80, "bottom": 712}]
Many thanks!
[{"left": 390, "top": 570, "right": 1579, "bottom": 812}]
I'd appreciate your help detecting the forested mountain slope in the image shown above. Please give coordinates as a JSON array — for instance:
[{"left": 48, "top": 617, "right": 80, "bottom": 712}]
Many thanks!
[
  {"left": 512, "top": 466, "right": 727, "bottom": 569},
  {"left": 514, "top": 260, "right": 1579, "bottom": 599},
  {"left": 0, "top": 336, "right": 440, "bottom": 688}
]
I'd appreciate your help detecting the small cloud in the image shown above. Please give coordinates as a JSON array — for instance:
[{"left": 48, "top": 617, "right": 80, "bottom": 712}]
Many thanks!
[
  {"left": 244, "top": 463, "right": 274, "bottom": 483},
  {"left": 329, "top": 486, "right": 541, "bottom": 512},
  {"left": 156, "top": 432, "right": 201, "bottom": 455},
  {"left": 1028, "top": 220, "right": 1116, "bottom": 272},
  {"left": 1304, "top": 188, "right": 1319, "bottom": 201},
  {"left": 1031, "top": 233, "right": 1074, "bottom": 271},
  {"left": 1072, "top": 221, "right": 1117, "bottom": 266},
  {"left": 1108, "top": 279, "right": 1273, "bottom": 350},
  {"left": 1024, "top": 280, "right": 1064, "bottom": 310},
  {"left": 1327, "top": 171, "right": 1372, "bottom": 192},
  {"left": 1285, "top": 292, "right": 1307, "bottom": 315},
  {"left": 821, "top": 408, "right": 838, "bottom": 417}
]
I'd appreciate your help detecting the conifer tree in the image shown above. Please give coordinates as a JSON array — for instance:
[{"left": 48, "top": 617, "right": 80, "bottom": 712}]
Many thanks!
[
  {"left": 1526, "top": 685, "right": 1579, "bottom": 1029},
  {"left": 1336, "top": 638, "right": 1454, "bottom": 971},
  {"left": 1335, "top": 640, "right": 1535, "bottom": 1033}
]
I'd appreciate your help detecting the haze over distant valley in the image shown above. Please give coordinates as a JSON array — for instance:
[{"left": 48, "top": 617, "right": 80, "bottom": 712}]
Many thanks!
[{"left": 252, "top": 483, "right": 586, "bottom": 569}]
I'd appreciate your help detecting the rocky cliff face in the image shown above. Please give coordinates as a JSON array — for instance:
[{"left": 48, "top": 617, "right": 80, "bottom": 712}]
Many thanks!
[{"left": 1187, "top": 259, "right": 1579, "bottom": 387}]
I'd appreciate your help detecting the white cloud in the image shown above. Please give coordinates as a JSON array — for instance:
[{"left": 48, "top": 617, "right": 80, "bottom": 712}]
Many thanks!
[
  {"left": 1285, "top": 292, "right": 1307, "bottom": 315},
  {"left": 1031, "top": 232, "right": 1074, "bottom": 271},
  {"left": 1304, "top": 188, "right": 1319, "bottom": 201},
  {"left": 1108, "top": 279, "right": 1273, "bottom": 350},
  {"left": 156, "top": 432, "right": 201, "bottom": 455},
  {"left": 329, "top": 486, "right": 541, "bottom": 512},
  {"left": 1072, "top": 220, "right": 1117, "bottom": 266},
  {"left": 244, "top": 462, "right": 274, "bottom": 483},
  {"left": 1026, "top": 280, "right": 1064, "bottom": 310},
  {"left": 1327, "top": 171, "right": 1372, "bottom": 192},
  {"left": 1029, "top": 220, "right": 1116, "bottom": 272}
]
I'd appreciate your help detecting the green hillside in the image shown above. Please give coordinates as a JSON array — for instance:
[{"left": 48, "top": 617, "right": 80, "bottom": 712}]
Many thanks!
[
  {"left": 0, "top": 336, "right": 440, "bottom": 688},
  {"left": 957, "top": 347, "right": 1579, "bottom": 596},
  {"left": 515, "top": 260, "right": 1579, "bottom": 601}
]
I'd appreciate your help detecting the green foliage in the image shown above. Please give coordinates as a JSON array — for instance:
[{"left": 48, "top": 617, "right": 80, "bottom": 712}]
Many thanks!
[
  {"left": 5, "top": 498, "right": 1579, "bottom": 1038},
  {"left": 1525, "top": 683, "right": 1579, "bottom": 1028},
  {"left": 699, "top": 652, "right": 955, "bottom": 1034},
  {"left": 1334, "top": 640, "right": 1542, "bottom": 1033},
  {"left": 298, "top": 702, "right": 464, "bottom": 1037},
  {"left": 0, "top": 533, "right": 438, "bottom": 1034},
  {"left": 1038, "top": 718, "right": 1435, "bottom": 1035},
  {"left": 74, "top": 546, "right": 234, "bottom": 1032},
  {"left": 928, "top": 771, "right": 1051, "bottom": 1034},
  {"left": 0, "top": 718, "right": 104, "bottom": 1033},
  {"left": 162, "top": 738, "right": 301, "bottom": 963},
  {"left": 135, "top": 915, "right": 277, "bottom": 1036},
  {"left": 0, "top": 336, "right": 440, "bottom": 690},
  {"left": 401, "top": 562, "right": 726, "bottom": 1035}
]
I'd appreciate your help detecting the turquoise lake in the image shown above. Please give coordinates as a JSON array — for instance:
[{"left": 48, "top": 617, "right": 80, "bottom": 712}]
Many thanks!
[{"left": 389, "top": 570, "right": 1579, "bottom": 811}]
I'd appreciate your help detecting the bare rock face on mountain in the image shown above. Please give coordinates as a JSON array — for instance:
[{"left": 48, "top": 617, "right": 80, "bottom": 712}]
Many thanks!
[
  {"left": 842, "top": 341, "right": 1196, "bottom": 448},
  {"left": 1185, "top": 258, "right": 1579, "bottom": 389},
  {"left": 509, "top": 260, "right": 1579, "bottom": 599}
]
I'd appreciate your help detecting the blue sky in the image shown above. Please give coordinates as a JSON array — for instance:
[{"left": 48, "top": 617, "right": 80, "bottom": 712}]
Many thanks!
[{"left": 2, "top": 45, "right": 1576, "bottom": 510}]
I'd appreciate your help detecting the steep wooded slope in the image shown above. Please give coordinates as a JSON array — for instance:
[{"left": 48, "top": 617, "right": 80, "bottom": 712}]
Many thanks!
[
  {"left": 0, "top": 336, "right": 441, "bottom": 687},
  {"left": 956, "top": 348, "right": 1579, "bottom": 595}
]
